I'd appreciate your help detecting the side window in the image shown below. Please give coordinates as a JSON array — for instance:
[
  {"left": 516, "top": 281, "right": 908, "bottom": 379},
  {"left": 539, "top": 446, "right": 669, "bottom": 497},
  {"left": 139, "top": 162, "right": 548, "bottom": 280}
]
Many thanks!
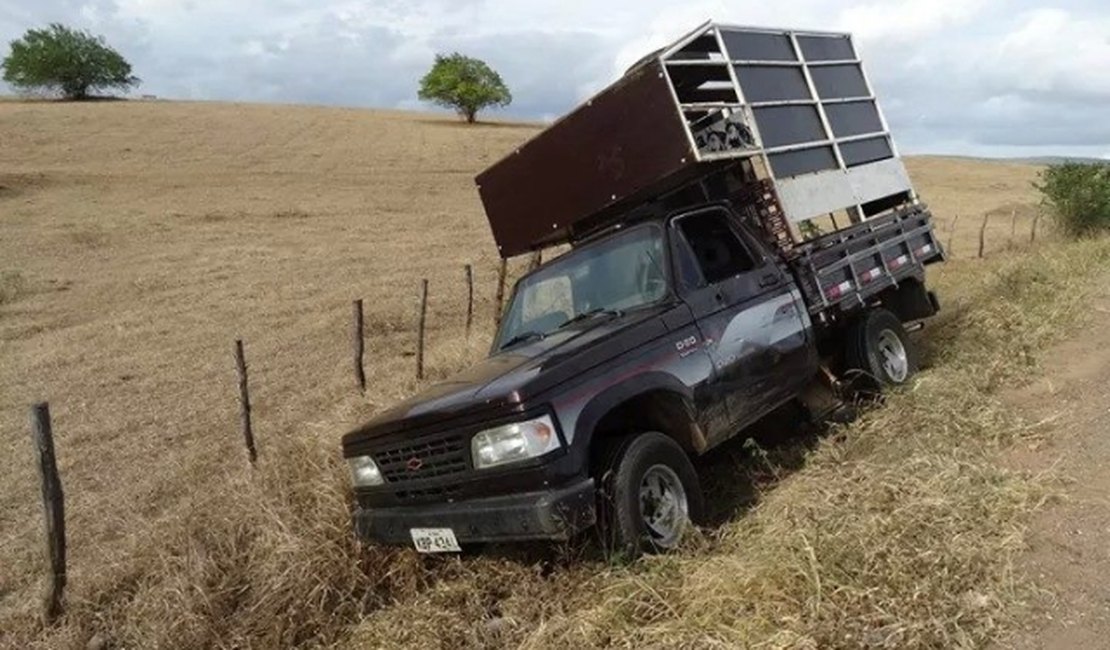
[
  {"left": 672, "top": 231, "right": 706, "bottom": 291},
  {"left": 676, "top": 211, "right": 757, "bottom": 284}
]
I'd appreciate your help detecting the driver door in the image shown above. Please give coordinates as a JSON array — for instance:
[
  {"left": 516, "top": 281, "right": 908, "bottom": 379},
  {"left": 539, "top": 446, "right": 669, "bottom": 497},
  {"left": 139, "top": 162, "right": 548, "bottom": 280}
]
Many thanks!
[{"left": 671, "top": 208, "right": 808, "bottom": 444}]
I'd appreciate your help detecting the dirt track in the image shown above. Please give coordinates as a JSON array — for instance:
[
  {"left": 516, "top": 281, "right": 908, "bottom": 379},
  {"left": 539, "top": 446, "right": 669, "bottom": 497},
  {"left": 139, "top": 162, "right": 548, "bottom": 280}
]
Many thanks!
[{"left": 1003, "top": 275, "right": 1110, "bottom": 648}]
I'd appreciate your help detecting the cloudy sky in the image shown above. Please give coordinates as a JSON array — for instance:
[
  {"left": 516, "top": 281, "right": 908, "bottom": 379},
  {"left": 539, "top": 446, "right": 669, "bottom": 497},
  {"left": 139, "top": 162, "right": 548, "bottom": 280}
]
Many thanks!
[{"left": 2, "top": 0, "right": 1108, "bottom": 158}]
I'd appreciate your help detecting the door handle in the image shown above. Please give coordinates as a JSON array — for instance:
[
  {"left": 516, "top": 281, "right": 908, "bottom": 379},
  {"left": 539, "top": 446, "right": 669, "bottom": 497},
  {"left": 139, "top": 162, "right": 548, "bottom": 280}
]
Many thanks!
[{"left": 759, "top": 273, "right": 780, "bottom": 288}]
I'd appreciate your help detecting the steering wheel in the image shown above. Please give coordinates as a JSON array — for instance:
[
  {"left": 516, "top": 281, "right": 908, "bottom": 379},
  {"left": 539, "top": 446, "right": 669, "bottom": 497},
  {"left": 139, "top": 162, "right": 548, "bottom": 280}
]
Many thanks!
[{"left": 643, "top": 276, "right": 667, "bottom": 299}]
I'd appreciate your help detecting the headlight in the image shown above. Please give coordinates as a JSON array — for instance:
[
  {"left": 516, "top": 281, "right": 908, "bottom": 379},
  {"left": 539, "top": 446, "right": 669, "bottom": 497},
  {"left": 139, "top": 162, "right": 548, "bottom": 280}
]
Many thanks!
[
  {"left": 347, "top": 455, "right": 384, "bottom": 486},
  {"left": 472, "top": 415, "right": 561, "bottom": 470}
]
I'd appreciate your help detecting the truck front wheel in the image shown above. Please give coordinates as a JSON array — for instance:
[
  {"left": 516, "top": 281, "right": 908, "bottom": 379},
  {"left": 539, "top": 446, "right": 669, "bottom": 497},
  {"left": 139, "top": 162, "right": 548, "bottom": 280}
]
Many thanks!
[
  {"left": 595, "top": 432, "right": 703, "bottom": 558},
  {"left": 845, "top": 308, "right": 918, "bottom": 389}
]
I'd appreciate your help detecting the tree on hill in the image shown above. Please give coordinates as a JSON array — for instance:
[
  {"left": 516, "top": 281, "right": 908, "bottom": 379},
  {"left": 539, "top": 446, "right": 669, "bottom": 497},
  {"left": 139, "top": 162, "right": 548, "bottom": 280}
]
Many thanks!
[
  {"left": 1, "top": 24, "right": 139, "bottom": 100},
  {"left": 1035, "top": 162, "right": 1110, "bottom": 237},
  {"left": 418, "top": 53, "right": 511, "bottom": 123}
]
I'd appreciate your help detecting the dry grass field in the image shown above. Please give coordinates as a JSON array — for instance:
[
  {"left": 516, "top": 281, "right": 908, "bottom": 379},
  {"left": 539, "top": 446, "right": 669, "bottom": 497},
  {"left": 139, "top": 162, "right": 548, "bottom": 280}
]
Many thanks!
[
  {"left": 1, "top": 100, "right": 529, "bottom": 572},
  {"left": 1, "top": 100, "right": 536, "bottom": 646},
  {"left": 0, "top": 99, "right": 1095, "bottom": 649}
]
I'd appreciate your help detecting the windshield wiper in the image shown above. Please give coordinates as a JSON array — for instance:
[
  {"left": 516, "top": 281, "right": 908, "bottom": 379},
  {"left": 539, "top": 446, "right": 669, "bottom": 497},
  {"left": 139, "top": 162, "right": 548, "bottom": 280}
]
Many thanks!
[
  {"left": 558, "top": 308, "right": 624, "bottom": 330},
  {"left": 500, "top": 309, "right": 623, "bottom": 350},
  {"left": 499, "top": 330, "right": 546, "bottom": 350}
]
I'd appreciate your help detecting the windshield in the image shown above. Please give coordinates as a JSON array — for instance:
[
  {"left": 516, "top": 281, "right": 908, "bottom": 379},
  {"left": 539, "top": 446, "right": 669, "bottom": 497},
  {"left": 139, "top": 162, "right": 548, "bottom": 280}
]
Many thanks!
[{"left": 495, "top": 225, "right": 669, "bottom": 350}]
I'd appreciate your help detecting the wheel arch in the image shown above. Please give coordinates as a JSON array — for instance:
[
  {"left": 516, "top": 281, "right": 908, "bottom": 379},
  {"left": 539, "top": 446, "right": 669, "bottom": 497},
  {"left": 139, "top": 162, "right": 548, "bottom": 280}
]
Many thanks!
[
  {"left": 876, "top": 276, "right": 937, "bottom": 322},
  {"left": 574, "top": 372, "right": 706, "bottom": 464}
]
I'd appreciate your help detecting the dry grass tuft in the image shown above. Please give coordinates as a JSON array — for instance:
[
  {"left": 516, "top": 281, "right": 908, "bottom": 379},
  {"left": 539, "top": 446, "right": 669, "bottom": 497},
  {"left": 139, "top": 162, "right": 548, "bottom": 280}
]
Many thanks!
[
  {"left": 3, "top": 435, "right": 426, "bottom": 649},
  {"left": 0, "top": 271, "right": 27, "bottom": 305},
  {"left": 272, "top": 208, "right": 312, "bottom": 220}
]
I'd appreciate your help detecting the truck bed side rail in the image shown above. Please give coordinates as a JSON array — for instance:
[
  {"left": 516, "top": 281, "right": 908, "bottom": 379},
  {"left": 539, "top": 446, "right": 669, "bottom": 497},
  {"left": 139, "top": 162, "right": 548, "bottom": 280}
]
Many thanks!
[{"left": 790, "top": 205, "right": 945, "bottom": 315}]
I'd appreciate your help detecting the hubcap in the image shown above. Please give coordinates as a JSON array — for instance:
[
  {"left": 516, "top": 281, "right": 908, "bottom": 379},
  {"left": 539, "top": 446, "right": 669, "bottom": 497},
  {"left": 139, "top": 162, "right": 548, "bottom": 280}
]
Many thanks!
[
  {"left": 877, "top": 329, "right": 909, "bottom": 383},
  {"left": 638, "top": 464, "right": 689, "bottom": 548}
]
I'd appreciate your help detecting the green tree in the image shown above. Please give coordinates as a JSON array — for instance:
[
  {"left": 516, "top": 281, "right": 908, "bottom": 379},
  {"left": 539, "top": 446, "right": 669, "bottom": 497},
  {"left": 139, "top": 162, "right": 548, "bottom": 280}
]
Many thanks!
[
  {"left": 1, "top": 24, "right": 139, "bottom": 100},
  {"left": 418, "top": 53, "right": 511, "bottom": 123},
  {"left": 1035, "top": 162, "right": 1110, "bottom": 237}
]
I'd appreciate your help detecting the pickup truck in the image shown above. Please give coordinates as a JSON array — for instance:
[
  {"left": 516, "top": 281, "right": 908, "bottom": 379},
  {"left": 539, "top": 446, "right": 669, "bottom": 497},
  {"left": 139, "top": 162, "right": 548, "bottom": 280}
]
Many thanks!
[{"left": 342, "top": 22, "right": 945, "bottom": 555}]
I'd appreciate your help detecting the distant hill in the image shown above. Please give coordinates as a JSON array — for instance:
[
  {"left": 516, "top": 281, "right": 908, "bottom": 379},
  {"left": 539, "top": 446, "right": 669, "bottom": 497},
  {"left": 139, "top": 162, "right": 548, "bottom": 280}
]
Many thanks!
[
  {"left": 915, "top": 153, "right": 1108, "bottom": 166},
  {"left": 1004, "top": 156, "right": 1108, "bottom": 166}
]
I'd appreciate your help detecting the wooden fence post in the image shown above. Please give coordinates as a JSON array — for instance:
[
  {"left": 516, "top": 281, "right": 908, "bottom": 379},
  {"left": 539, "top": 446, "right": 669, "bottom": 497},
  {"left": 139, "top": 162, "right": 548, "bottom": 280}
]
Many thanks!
[
  {"left": 30, "top": 402, "right": 66, "bottom": 623},
  {"left": 1010, "top": 209, "right": 1017, "bottom": 242},
  {"left": 464, "top": 264, "right": 474, "bottom": 339},
  {"left": 978, "top": 214, "right": 989, "bottom": 259},
  {"left": 494, "top": 259, "right": 508, "bottom": 328},
  {"left": 416, "top": 279, "right": 428, "bottom": 380},
  {"left": 947, "top": 213, "right": 959, "bottom": 257},
  {"left": 234, "top": 340, "right": 256, "bottom": 465},
  {"left": 352, "top": 299, "right": 366, "bottom": 393},
  {"left": 1031, "top": 213, "right": 1042, "bottom": 243}
]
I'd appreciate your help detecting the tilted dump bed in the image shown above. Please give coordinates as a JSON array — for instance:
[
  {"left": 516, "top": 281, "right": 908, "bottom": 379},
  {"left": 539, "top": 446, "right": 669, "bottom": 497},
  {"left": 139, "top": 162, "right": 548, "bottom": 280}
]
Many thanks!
[
  {"left": 477, "top": 21, "right": 921, "bottom": 259},
  {"left": 476, "top": 21, "right": 944, "bottom": 319}
]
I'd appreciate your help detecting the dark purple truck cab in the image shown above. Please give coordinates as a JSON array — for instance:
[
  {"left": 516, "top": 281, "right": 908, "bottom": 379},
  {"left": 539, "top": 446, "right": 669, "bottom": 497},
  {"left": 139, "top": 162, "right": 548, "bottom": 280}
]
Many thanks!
[{"left": 342, "top": 22, "right": 944, "bottom": 555}]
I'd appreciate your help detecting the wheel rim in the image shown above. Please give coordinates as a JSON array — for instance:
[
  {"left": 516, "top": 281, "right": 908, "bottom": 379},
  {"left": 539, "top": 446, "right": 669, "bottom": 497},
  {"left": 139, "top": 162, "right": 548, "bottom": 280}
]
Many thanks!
[
  {"left": 877, "top": 329, "right": 909, "bottom": 383},
  {"left": 638, "top": 464, "right": 689, "bottom": 548}
]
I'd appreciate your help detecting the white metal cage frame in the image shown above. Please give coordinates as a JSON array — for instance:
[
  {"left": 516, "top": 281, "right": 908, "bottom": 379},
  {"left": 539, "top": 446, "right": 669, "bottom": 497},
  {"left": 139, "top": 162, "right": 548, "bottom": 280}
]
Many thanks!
[{"left": 656, "top": 22, "right": 915, "bottom": 224}]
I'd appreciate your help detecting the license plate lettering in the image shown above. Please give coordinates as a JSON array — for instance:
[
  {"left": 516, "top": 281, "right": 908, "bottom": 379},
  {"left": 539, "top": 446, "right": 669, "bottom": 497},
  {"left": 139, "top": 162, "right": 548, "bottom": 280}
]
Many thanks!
[{"left": 409, "top": 527, "right": 461, "bottom": 553}]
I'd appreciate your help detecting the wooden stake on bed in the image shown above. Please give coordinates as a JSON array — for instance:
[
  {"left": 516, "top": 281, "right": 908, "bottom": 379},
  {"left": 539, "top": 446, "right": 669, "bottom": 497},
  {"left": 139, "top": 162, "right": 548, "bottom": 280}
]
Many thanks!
[{"left": 30, "top": 402, "right": 66, "bottom": 623}]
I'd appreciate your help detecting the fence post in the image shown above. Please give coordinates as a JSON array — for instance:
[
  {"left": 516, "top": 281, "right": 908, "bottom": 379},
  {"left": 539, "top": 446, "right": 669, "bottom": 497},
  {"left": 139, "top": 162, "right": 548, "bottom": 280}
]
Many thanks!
[
  {"left": 352, "top": 299, "right": 366, "bottom": 393},
  {"left": 464, "top": 264, "right": 474, "bottom": 339},
  {"left": 1031, "top": 212, "right": 1042, "bottom": 243},
  {"left": 416, "top": 279, "right": 428, "bottom": 380},
  {"left": 947, "top": 213, "right": 959, "bottom": 257},
  {"left": 234, "top": 340, "right": 256, "bottom": 465},
  {"left": 30, "top": 402, "right": 66, "bottom": 623},
  {"left": 1010, "top": 209, "right": 1017, "bottom": 242},
  {"left": 978, "top": 214, "right": 989, "bottom": 259},
  {"left": 494, "top": 259, "right": 508, "bottom": 328}
]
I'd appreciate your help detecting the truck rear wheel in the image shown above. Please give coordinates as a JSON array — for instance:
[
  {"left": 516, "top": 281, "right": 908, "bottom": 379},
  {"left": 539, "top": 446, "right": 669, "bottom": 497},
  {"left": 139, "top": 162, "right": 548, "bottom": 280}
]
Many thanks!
[
  {"left": 595, "top": 432, "right": 703, "bottom": 558},
  {"left": 845, "top": 308, "right": 918, "bottom": 389}
]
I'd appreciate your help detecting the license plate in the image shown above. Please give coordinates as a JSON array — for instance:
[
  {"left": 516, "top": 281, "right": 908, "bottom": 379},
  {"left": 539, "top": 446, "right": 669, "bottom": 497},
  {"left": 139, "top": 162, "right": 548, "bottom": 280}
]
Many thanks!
[{"left": 409, "top": 527, "right": 461, "bottom": 553}]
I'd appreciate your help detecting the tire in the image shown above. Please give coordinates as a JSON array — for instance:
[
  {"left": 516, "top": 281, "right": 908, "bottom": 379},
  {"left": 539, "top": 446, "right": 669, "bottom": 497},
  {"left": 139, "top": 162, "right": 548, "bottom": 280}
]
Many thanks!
[
  {"left": 594, "top": 432, "right": 704, "bottom": 558},
  {"left": 844, "top": 308, "right": 918, "bottom": 390}
]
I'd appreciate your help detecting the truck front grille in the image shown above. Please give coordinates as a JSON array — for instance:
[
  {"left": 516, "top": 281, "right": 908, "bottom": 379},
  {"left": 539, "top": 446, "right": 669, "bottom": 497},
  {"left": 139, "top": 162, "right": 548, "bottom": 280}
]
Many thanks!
[{"left": 373, "top": 434, "right": 469, "bottom": 485}]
